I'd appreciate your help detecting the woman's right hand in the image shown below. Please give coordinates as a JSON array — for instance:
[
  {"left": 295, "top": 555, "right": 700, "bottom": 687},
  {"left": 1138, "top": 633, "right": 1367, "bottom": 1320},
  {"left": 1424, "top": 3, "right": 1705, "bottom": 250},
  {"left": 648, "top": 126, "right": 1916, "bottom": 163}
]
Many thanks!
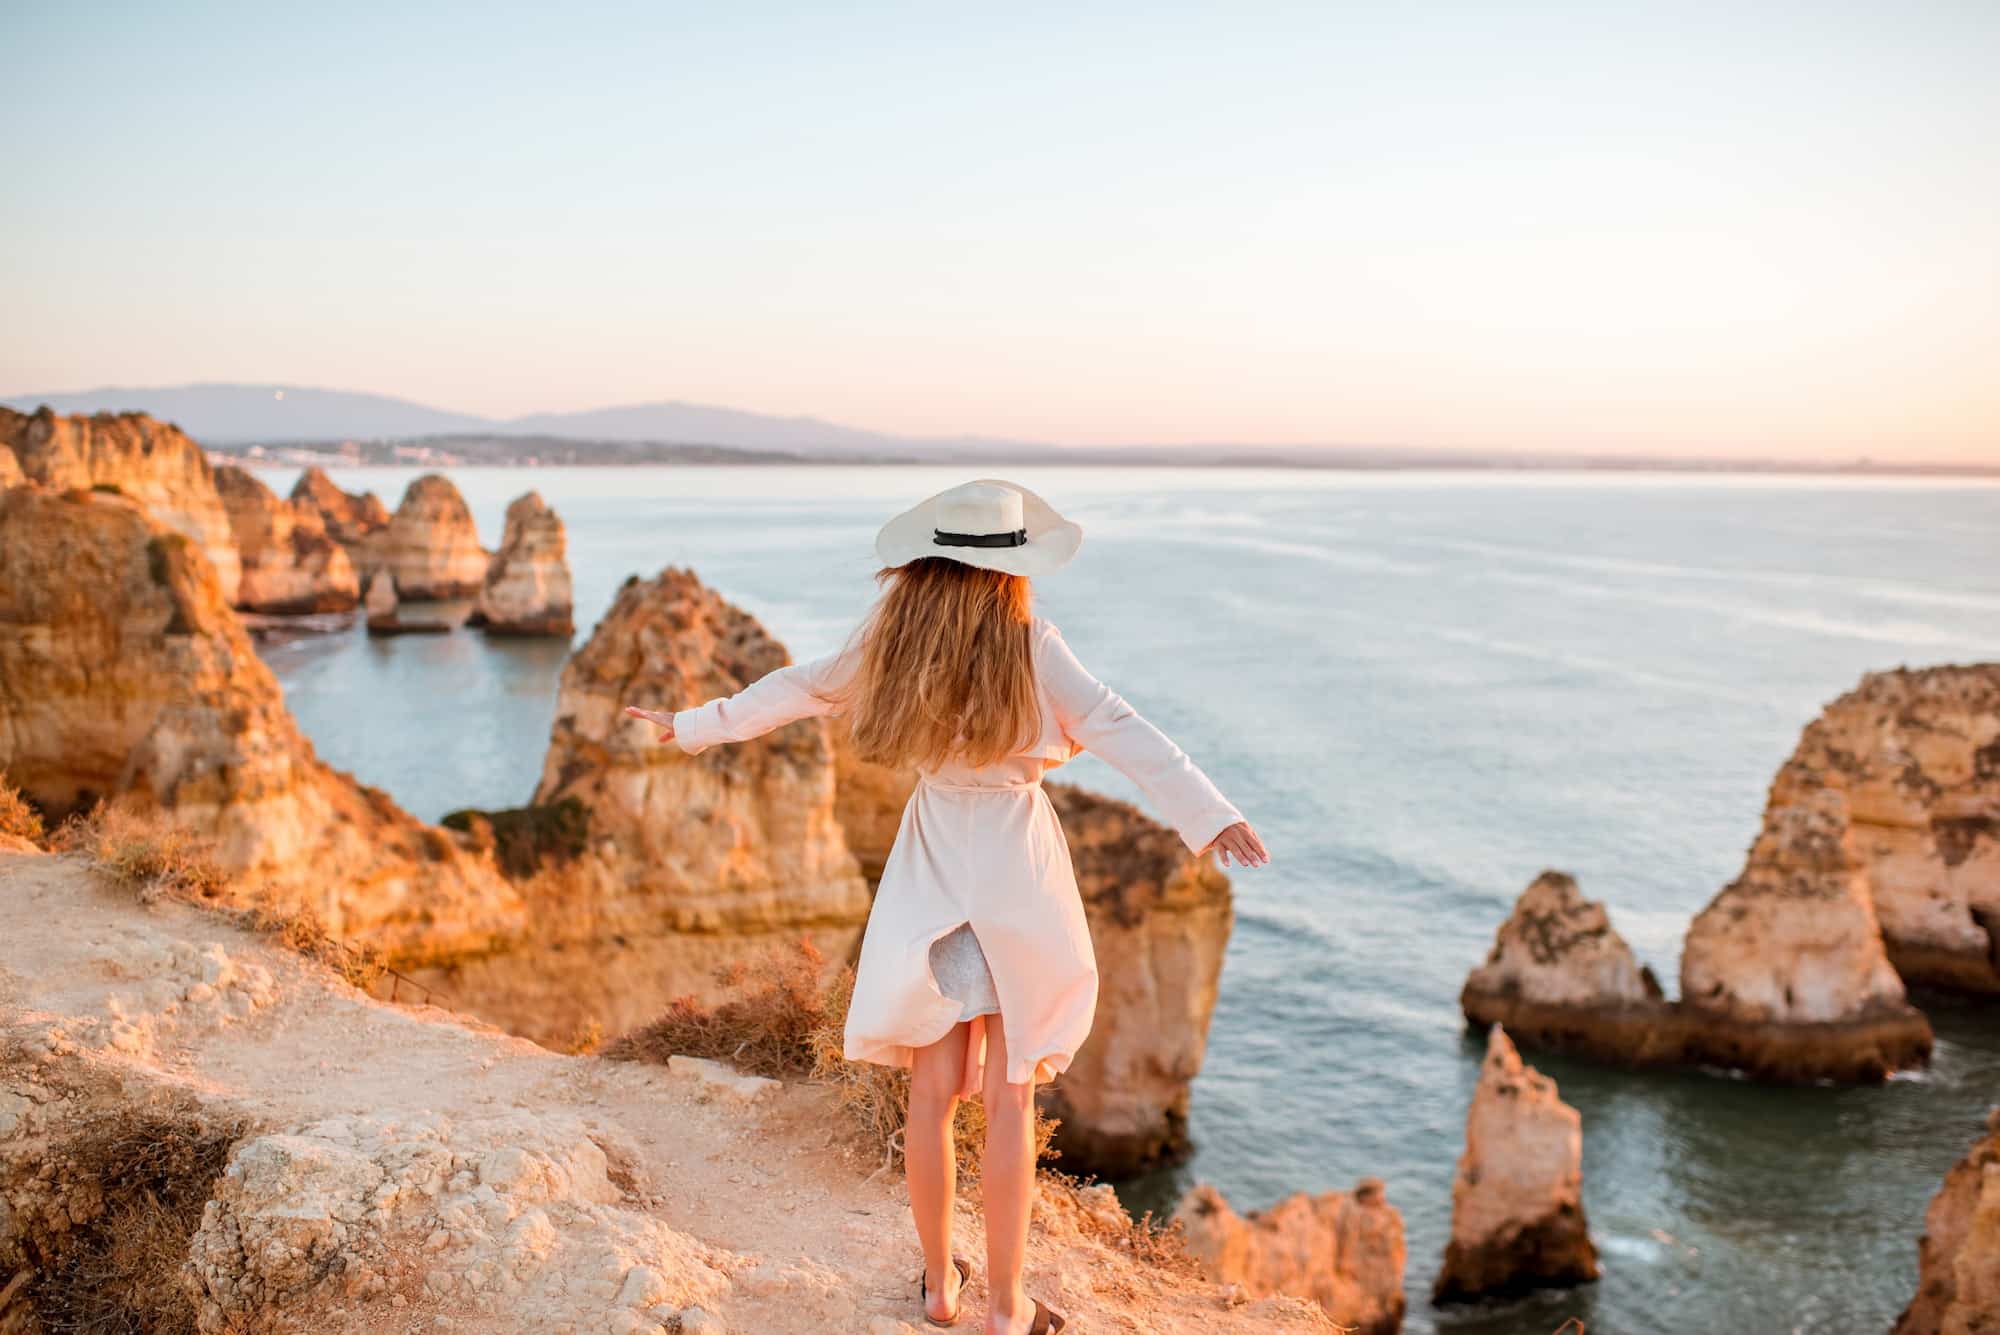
[
  {"left": 1209, "top": 821, "right": 1269, "bottom": 868},
  {"left": 623, "top": 705, "right": 675, "bottom": 744}
]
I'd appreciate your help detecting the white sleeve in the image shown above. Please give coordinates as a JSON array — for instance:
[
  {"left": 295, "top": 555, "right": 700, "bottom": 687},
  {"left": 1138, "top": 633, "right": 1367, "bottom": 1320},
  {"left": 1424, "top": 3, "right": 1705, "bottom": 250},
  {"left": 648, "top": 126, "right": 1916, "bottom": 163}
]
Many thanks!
[
  {"left": 672, "top": 646, "right": 856, "bottom": 756},
  {"left": 1037, "top": 622, "right": 1244, "bottom": 854}
]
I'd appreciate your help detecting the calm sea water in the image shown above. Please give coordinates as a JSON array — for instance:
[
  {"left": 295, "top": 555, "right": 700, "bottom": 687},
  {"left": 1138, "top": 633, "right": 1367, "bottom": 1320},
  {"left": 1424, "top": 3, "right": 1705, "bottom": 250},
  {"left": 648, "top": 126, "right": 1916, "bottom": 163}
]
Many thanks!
[{"left": 257, "top": 465, "right": 2000, "bottom": 1334}]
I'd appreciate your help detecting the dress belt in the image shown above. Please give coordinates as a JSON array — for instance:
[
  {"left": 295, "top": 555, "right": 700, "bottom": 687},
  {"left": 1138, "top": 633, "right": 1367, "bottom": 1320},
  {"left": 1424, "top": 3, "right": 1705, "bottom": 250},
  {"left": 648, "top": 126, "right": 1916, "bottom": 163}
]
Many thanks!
[{"left": 916, "top": 775, "right": 1044, "bottom": 795}]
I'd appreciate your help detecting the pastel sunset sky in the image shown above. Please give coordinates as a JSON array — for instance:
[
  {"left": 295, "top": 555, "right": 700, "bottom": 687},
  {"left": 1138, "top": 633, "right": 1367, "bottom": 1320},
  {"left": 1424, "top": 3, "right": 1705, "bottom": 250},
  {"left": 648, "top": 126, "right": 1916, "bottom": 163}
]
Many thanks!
[{"left": 4, "top": 2, "right": 1996, "bottom": 461}]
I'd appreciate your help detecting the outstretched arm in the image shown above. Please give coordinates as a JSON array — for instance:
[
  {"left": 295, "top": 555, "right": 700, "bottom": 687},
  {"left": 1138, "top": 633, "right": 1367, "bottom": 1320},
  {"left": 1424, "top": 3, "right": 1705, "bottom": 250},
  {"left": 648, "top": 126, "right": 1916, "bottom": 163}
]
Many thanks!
[
  {"left": 1038, "top": 624, "right": 1269, "bottom": 866},
  {"left": 626, "top": 646, "right": 856, "bottom": 756}
]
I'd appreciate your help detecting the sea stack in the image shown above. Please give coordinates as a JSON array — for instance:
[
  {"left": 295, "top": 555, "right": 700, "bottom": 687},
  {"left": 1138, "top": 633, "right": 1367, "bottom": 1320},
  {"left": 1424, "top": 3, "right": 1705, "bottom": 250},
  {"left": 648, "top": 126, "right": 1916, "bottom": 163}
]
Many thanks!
[
  {"left": 1433, "top": 1025, "right": 1599, "bottom": 1304},
  {"left": 411, "top": 567, "right": 875, "bottom": 1042},
  {"left": 0, "top": 406, "right": 242, "bottom": 603},
  {"left": 289, "top": 465, "right": 391, "bottom": 547},
  {"left": 471, "top": 490, "right": 574, "bottom": 636},
  {"left": 1460, "top": 869, "right": 1666, "bottom": 1062},
  {"left": 1173, "top": 1178, "right": 1407, "bottom": 1334},
  {"left": 1678, "top": 788, "right": 1933, "bottom": 1082},
  {"left": 1893, "top": 1106, "right": 2000, "bottom": 1333},
  {"left": 213, "top": 464, "right": 360, "bottom": 614},
  {"left": 355, "top": 473, "right": 488, "bottom": 599},
  {"left": 1764, "top": 666, "right": 2000, "bottom": 993}
]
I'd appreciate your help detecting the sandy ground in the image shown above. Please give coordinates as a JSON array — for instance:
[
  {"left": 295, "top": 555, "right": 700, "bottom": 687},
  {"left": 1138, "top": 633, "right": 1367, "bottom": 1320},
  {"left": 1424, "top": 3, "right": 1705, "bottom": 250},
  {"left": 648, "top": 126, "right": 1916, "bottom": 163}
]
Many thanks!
[{"left": 0, "top": 848, "right": 1330, "bottom": 1333}]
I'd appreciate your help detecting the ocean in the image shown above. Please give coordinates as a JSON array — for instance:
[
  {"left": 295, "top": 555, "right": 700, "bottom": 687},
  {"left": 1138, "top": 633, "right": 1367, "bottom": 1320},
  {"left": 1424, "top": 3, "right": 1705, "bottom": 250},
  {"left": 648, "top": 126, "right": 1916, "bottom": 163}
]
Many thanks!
[{"left": 254, "top": 464, "right": 2000, "bottom": 1334}]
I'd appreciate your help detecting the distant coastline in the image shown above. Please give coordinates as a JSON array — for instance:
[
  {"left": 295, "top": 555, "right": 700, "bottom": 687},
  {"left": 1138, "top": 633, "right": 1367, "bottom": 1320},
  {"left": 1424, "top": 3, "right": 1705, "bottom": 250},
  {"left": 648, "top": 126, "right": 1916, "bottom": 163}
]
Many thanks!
[{"left": 209, "top": 433, "right": 2000, "bottom": 478}]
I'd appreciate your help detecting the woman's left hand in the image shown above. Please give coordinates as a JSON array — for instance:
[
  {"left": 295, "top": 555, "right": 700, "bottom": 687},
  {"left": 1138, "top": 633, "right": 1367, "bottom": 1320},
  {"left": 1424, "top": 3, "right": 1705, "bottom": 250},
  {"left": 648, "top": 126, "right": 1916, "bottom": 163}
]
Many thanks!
[
  {"left": 623, "top": 705, "right": 675, "bottom": 744},
  {"left": 1208, "top": 821, "right": 1270, "bottom": 868}
]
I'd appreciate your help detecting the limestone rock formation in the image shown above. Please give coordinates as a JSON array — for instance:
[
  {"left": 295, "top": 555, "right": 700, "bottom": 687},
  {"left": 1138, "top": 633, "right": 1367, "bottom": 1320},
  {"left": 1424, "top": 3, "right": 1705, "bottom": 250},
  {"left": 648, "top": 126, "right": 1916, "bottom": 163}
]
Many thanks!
[
  {"left": 0, "top": 486, "right": 519, "bottom": 959},
  {"left": 1040, "top": 782, "right": 1233, "bottom": 1177},
  {"left": 1894, "top": 1106, "right": 2000, "bottom": 1334},
  {"left": 1, "top": 405, "right": 242, "bottom": 603},
  {"left": 418, "top": 567, "right": 874, "bottom": 1041},
  {"left": 0, "top": 439, "right": 22, "bottom": 488},
  {"left": 288, "top": 465, "right": 390, "bottom": 547},
  {"left": 1, "top": 848, "right": 1326, "bottom": 1334},
  {"left": 363, "top": 568, "right": 399, "bottom": 630},
  {"left": 1460, "top": 870, "right": 1665, "bottom": 1062},
  {"left": 1766, "top": 666, "right": 2000, "bottom": 993},
  {"left": 354, "top": 473, "right": 488, "bottom": 599},
  {"left": 1464, "top": 854, "right": 1931, "bottom": 1083},
  {"left": 831, "top": 739, "right": 1234, "bottom": 1178},
  {"left": 213, "top": 464, "right": 360, "bottom": 614},
  {"left": 471, "top": 490, "right": 575, "bottom": 636},
  {"left": 1433, "top": 1025, "right": 1599, "bottom": 1303},
  {"left": 1678, "top": 788, "right": 1933, "bottom": 1081},
  {"left": 1174, "top": 1177, "right": 1407, "bottom": 1334}
]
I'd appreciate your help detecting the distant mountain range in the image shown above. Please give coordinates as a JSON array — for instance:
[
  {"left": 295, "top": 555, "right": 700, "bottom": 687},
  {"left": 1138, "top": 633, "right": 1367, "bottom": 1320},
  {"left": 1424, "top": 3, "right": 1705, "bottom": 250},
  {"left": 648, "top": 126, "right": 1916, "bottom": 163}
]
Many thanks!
[
  {"left": 0, "top": 382, "right": 1037, "bottom": 460},
  {"left": 5, "top": 382, "right": 1991, "bottom": 473}
]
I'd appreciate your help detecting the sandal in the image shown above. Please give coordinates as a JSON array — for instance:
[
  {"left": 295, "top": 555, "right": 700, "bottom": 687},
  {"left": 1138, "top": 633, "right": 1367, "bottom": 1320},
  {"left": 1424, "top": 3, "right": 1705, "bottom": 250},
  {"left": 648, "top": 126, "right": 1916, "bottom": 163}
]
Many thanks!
[
  {"left": 919, "top": 1256, "right": 973, "bottom": 1327},
  {"left": 1029, "top": 1298, "right": 1067, "bottom": 1333}
]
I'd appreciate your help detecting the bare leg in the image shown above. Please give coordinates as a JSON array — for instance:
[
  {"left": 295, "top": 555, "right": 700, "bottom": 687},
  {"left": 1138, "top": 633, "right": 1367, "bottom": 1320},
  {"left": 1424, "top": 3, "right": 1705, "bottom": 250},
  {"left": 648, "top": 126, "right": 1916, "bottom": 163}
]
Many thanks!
[
  {"left": 957, "top": 1013, "right": 987, "bottom": 1101},
  {"left": 909, "top": 1021, "right": 968, "bottom": 1322},
  {"left": 980, "top": 1015, "right": 1039, "bottom": 1335}
]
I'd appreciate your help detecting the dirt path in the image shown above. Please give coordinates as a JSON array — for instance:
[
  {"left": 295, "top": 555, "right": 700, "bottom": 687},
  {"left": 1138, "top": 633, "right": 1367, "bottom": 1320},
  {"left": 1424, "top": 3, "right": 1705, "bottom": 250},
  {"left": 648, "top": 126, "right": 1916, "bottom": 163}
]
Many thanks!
[{"left": 0, "top": 849, "right": 1329, "bottom": 1333}]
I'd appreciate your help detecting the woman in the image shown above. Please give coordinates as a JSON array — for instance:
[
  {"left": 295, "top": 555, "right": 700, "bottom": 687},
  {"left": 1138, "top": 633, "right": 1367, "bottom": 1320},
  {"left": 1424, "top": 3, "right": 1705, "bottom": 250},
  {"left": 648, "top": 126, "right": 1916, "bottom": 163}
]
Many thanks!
[{"left": 626, "top": 480, "right": 1267, "bottom": 1334}]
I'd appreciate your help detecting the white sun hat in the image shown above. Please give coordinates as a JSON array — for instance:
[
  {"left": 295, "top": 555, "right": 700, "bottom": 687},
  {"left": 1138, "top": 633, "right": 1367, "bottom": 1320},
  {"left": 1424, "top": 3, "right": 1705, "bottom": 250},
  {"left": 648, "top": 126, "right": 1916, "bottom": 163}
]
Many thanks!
[{"left": 874, "top": 479, "right": 1083, "bottom": 577}]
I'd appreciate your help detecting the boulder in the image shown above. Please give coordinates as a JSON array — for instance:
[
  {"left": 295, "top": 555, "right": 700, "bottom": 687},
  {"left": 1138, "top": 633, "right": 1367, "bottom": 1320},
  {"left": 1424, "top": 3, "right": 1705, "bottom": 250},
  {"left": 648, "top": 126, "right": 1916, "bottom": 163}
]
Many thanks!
[
  {"left": 354, "top": 473, "right": 488, "bottom": 599},
  {"left": 1766, "top": 666, "right": 2000, "bottom": 993},
  {"left": 288, "top": 465, "right": 389, "bottom": 547},
  {"left": 1, "top": 405, "right": 242, "bottom": 603},
  {"left": 412, "top": 567, "right": 873, "bottom": 1042},
  {"left": 0, "top": 485, "right": 520, "bottom": 959},
  {"left": 1460, "top": 870, "right": 1665, "bottom": 1062},
  {"left": 1894, "top": 1106, "right": 2000, "bottom": 1334},
  {"left": 213, "top": 464, "right": 360, "bottom": 614},
  {"left": 1174, "top": 1177, "right": 1406, "bottom": 1334},
  {"left": 471, "top": 490, "right": 574, "bottom": 636},
  {"left": 1432, "top": 1025, "right": 1599, "bottom": 1303}
]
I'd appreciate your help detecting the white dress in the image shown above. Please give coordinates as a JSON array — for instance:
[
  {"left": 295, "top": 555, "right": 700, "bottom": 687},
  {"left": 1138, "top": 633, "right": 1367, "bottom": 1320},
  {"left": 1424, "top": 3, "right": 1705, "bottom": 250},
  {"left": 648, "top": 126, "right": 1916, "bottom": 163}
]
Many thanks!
[{"left": 672, "top": 616, "right": 1243, "bottom": 1085}]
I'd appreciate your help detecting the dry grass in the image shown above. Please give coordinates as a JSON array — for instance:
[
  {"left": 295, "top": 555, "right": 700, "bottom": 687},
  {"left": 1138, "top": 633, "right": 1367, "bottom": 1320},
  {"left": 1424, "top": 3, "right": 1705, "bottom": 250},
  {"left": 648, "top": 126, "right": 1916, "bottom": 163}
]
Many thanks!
[
  {"left": 0, "top": 778, "right": 45, "bottom": 845},
  {"left": 23, "top": 1096, "right": 250, "bottom": 1335},
  {"left": 49, "top": 803, "right": 383, "bottom": 990},
  {"left": 51, "top": 803, "right": 225, "bottom": 902},
  {"left": 607, "top": 939, "right": 1059, "bottom": 1181}
]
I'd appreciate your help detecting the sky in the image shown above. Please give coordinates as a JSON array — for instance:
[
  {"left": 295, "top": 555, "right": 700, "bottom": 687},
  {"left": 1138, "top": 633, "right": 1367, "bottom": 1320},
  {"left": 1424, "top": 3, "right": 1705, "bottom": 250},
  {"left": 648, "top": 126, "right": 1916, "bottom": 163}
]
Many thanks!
[{"left": 4, "top": 2, "right": 1997, "bottom": 462}]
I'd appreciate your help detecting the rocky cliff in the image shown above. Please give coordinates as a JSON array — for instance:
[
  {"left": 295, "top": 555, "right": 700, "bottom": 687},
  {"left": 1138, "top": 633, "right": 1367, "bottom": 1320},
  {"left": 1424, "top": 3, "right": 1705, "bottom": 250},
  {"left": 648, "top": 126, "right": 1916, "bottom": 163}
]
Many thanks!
[
  {"left": 0, "top": 849, "right": 1329, "bottom": 1334},
  {"left": 1764, "top": 667, "right": 2000, "bottom": 993},
  {"left": 417, "top": 568, "right": 874, "bottom": 1042},
  {"left": 289, "top": 465, "right": 390, "bottom": 547},
  {"left": 0, "top": 406, "right": 242, "bottom": 603},
  {"left": 0, "top": 440, "right": 22, "bottom": 488},
  {"left": 354, "top": 473, "right": 489, "bottom": 599},
  {"left": 1432, "top": 1026, "right": 1598, "bottom": 1303},
  {"left": 213, "top": 463, "right": 360, "bottom": 613},
  {"left": 1174, "top": 1178, "right": 1406, "bottom": 1334},
  {"left": 0, "top": 486, "right": 520, "bottom": 960},
  {"left": 1894, "top": 1106, "right": 2000, "bottom": 1334},
  {"left": 471, "top": 490, "right": 575, "bottom": 636}
]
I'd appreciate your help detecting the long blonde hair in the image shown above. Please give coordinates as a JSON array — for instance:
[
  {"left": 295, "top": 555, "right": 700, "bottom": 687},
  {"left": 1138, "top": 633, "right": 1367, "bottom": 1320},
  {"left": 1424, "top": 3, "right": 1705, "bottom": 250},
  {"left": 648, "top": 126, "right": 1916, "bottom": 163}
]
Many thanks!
[{"left": 835, "top": 557, "right": 1039, "bottom": 770}]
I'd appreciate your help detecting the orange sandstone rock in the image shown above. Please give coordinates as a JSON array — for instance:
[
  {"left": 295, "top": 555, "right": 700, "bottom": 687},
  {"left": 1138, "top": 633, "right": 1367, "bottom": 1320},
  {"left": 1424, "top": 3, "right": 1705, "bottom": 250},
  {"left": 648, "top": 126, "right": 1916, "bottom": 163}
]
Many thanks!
[
  {"left": 471, "top": 490, "right": 574, "bottom": 636},
  {"left": 1, "top": 405, "right": 242, "bottom": 603},
  {"left": 1432, "top": 1025, "right": 1598, "bottom": 1304},
  {"left": 354, "top": 473, "right": 488, "bottom": 599},
  {"left": 1894, "top": 1105, "right": 2000, "bottom": 1334},
  {"left": 1174, "top": 1177, "right": 1407, "bottom": 1334},
  {"left": 213, "top": 463, "right": 360, "bottom": 614},
  {"left": 288, "top": 465, "right": 390, "bottom": 547}
]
